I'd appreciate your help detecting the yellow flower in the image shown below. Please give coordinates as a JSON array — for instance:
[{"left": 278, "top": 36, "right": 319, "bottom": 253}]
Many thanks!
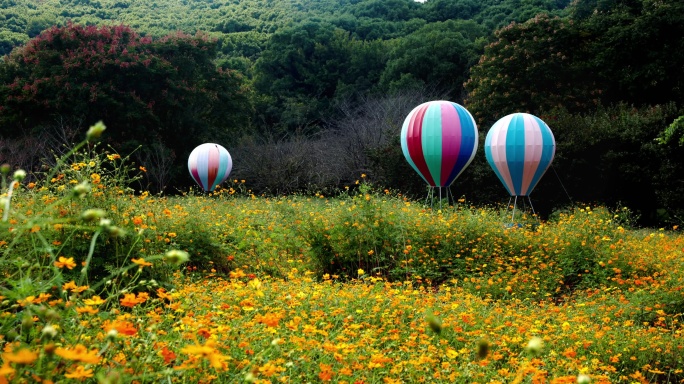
[
  {"left": 248, "top": 278, "right": 262, "bottom": 290},
  {"left": 17, "top": 296, "right": 37, "bottom": 307},
  {"left": 107, "top": 154, "right": 121, "bottom": 161},
  {"left": 181, "top": 340, "right": 229, "bottom": 369},
  {"left": 54, "top": 256, "right": 77, "bottom": 269},
  {"left": 90, "top": 173, "right": 101, "bottom": 184},
  {"left": 83, "top": 295, "right": 105, "bottom": 306},
  {"left": 259, "top": 362, "right": 284, "bottom": 377},
  {"left": 357, "top": 269, "right": 365, "bottom": 276}
]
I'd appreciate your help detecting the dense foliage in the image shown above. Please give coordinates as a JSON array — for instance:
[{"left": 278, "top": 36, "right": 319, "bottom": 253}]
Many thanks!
[
  {"left": 1, "top": 0, "right": 683, "bottom": 224},
  {"left": 464, "top": 0, "right": 684, "bottom": 124}
]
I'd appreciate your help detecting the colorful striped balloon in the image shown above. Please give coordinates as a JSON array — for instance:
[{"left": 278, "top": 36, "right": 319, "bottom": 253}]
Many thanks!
[
  {"left": 188, "top": 143, "right": 233, "bottom": 192},
  {"left": 400, "top": 100, "right": 479, "bottom": 187},
  {"left": 484, "top": 113, "right": 556, "bottom": 196}
]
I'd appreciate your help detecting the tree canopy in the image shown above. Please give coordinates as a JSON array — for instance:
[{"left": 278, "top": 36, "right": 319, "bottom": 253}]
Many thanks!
[
  {"left": 464, "top": 0, "right": 684, "bottom": 124},
  {"left": 0, "top": 23, "right": 251, "bottom": 190}
]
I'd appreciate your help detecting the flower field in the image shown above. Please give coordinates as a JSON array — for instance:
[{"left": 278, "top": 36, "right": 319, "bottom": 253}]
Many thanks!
[{"left": 0, "top": 131, "right": 683, "bottom": 383}]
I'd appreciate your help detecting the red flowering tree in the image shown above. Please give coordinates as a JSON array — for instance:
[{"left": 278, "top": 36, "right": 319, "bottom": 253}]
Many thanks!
[{"left": 0, "top": 23, "right": 251, "bottom": 172}]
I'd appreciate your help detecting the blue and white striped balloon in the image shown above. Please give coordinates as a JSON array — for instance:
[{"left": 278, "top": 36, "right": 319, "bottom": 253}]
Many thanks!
[{"left": 484, "top": 113, "right": 556, "bottom": 196}]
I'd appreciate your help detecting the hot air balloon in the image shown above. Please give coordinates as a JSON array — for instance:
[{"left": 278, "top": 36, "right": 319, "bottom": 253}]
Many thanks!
[
  {"left": 484, "top": 113, "right": 556, "bottom": 220},
  {"left": 188, "top": 143, "right": 233, "bottom": 192},
  {"left": 400, "top": 101, "right": 478, "bottom": 205}
]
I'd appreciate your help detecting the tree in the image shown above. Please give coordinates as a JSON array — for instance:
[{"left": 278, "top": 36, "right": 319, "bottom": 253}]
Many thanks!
[
  {"left": 464, "top": 14, "right": 598, "bottom": 124},
  {"left": 253, "top": 21, "right": 386, "bottom": 132},
  {"left": 0, "top": 30, "right": 27, "bottom": 56},
  {"left": 0, "top": 23, "right": 251, "bottom": 186},
  {"left": 352, "top": 0, "right": 420, "bottom": 21},
  {"left": 380, "top": 20, "right": 486, "bottom": 101},
  {"left": 576, "top": 0, "right": 684, "bottom": 106},
  {"left": 419, "top": 0, "right": 481, "bottom": 22},
  {"left": 658, "top": 115, "right": 684, "bottom": 147},
  {"left": 465, "top": 0, "right": 684, "bottom": 125}
]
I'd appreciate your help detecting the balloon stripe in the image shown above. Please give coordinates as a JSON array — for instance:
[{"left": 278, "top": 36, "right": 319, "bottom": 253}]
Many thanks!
[
  {"left": 423, "top": 103, "right": 445, "bottom": 186},
  {"left": 190, "top": 157, "right": 202, "bottom": 187},
  {"left": 527, "top": 116, "right": 556, "bottom": 195},
  {"left": 439, "top": 102, "right": 461, "bottom": 187},
  {"left": 207, "top": 145, "right": 220, "bottom": 191},
  {"left": 407, "top": 103, "right": 436, "bottom": 186},
  {"left": 218, "top": 150, "right": 232, "bottom": 183},
  {"left": 447, "top": 103, "right": 477, "bottom": 185},
  {"left": 506, "top": 114, "right": 527, "bottom": 195},
  {"left": 401, "top": 114, "right": 428, "bottom": 185},
  {"left": 196, "top": 151, "right": 209, "bottom": 191},
  {"left": 491, "top": 116, "right": 516, "bottom": 195},
  {"left": 520, "top": 115, "right": 542, "bottom": 195}
]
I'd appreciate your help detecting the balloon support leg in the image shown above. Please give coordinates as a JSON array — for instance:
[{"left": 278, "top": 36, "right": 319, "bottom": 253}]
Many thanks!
[
  {"left": 506, "top": 196, "right": 537, "bottom": 224},
  {"left": 425, "top": 187, "right": 455, "bottom": 210}
]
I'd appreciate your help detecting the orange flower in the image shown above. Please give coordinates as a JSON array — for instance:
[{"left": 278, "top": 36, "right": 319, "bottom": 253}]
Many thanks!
[
  {"left": 132, "top": 258, "right": 153, "bottom": 267},
  {"left": 157, "top": 288, "right": 173, "bottom": 301},
  {"left": 62, "top": 281, "right": 78, "bottom": 291},
  {"left": 318, "top": 363, "right": 333, "bottom": 381},
  {"left": 54, "top": 256, "right": 77, "bottom": 269},
  {"left": 562, "top": 348, "right": 577, "bottom": 359},
  {"left": 75, "top": 306, "right": 99, "bottom": 315},
  {"left": 104, "top": 320, "right": 138, "bottom": 336},
  {"left": 54, "top": 345, "right": 101, "bottom": 364},
  {"left": 159, "top": 346, "right": 176, "bottom": 364},
  {"left": 137, "top": 292, "right": 149, "bottom": 303},
  {"left": 258, "top": 362, "right": 284, "bottom": 377},
  {"left": 64, "top": 365, "right": 94, "bottom": 379},
  {"left": 2, "top": 348, "right": 38, "bottom": 365},
  {"left": 180, "top": 340, "right": 229, "bottom": 369},
  {"left": 0, "top": 361, "right": 15, "bottom": 376},
  {"left": 120, "top": 293, "right": 139, "bottom": 308}
]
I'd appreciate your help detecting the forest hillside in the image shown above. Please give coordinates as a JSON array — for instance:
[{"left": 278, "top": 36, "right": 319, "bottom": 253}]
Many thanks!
[{"left": 1, "top": 0, "right": 683, "bottom": 225}]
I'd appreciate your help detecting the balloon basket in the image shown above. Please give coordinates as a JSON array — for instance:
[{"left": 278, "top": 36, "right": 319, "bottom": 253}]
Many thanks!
[
  {"left": 425, "top": 186, "right": 458, "bottom": 210},
  {"left": 504, "top": 195, "right": 538, "bottom": 225}
]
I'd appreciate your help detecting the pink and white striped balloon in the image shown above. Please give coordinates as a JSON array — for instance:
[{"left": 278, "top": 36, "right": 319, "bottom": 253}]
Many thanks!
[{"left": 188, "top": 143, "right": 233, "bottom": 192}]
